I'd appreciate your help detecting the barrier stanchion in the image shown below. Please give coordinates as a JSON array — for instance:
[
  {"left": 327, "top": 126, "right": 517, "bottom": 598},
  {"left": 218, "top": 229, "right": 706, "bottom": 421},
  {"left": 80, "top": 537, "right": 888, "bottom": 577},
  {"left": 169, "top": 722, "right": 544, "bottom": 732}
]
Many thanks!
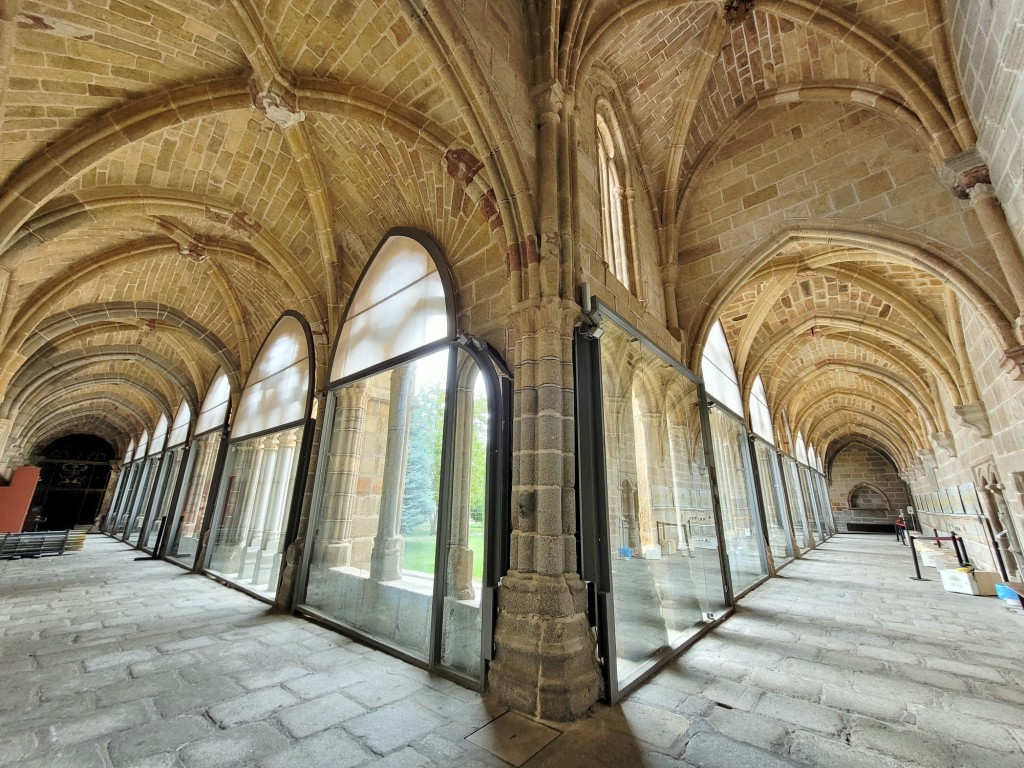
[{"left": 908, "top": 535, "right": 927, "bottom": 581}]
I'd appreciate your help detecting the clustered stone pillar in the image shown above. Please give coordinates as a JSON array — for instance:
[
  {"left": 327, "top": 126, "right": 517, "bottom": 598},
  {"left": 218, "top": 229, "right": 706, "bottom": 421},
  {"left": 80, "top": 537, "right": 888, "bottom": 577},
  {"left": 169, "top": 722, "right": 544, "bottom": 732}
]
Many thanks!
[
  {"left": 320, "top": 383, "right": 370, "bottom": 568},
  {"left": 489, "top": 299, "right": 603, "bottom": 721}
]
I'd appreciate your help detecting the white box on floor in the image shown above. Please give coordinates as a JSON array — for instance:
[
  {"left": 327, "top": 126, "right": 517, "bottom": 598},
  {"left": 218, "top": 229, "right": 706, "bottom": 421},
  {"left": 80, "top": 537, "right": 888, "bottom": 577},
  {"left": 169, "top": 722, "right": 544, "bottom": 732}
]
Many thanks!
[{"left": 939, "top": 569, "right": 999, "bottom": 596}]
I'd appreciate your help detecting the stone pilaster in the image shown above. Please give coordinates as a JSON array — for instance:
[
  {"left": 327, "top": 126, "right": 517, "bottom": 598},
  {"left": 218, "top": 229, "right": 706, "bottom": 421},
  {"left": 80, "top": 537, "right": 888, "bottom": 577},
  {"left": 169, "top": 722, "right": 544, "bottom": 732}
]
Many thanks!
[{"left": 489, "top": 298, "right": 602, "bottom": 721}]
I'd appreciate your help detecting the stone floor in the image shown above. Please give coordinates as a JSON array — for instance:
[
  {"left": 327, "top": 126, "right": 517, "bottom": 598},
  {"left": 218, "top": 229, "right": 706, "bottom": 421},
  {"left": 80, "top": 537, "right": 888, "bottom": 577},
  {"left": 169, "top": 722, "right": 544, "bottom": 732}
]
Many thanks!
[{"left": 1, "top": 533, "right": 1023, "bottom": 767}]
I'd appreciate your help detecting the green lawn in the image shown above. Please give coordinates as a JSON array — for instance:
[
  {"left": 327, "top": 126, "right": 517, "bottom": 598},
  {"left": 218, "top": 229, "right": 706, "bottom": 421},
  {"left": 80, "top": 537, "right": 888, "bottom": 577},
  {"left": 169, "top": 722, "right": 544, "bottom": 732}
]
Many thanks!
[{"left": 402, "top": 526, "right": 485, "bottom": 582}]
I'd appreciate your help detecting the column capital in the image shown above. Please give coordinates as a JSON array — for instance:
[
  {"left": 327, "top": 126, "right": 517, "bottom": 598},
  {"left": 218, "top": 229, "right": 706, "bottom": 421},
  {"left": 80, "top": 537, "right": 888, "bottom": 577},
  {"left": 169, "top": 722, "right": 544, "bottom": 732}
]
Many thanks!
[
  {"left": 1001, "top": 344, "right": 1024, "bottom": 381},
  {"left": 940, "top": 148, "right": 990, "bottom": 199},
  {"left": 930, "top": 431, "right": 957, "bottom": 457},
  {"left": 533, "top": 81, "right": 565, "bottom": 125}
]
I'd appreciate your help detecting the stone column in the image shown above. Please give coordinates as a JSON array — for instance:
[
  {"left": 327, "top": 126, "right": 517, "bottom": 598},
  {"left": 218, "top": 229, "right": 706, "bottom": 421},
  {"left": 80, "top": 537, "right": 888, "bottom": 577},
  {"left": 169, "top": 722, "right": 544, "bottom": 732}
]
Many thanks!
[
  {"left": 448, "top": 359, "right": 478, "bottom": 600},
  {"left": 968, "top": 183, "right": 1024, "bottom": 329},
  {"left": 321, "top": 383, "right": 370, "bottom": 566},
  {"left": 489, "top": 299, "right": 602, "bottom": 721},
  {"left": 369, "top": 365, "right": 414, "bottom": 582},
  {"left": 261, "top": 429, "right": 298, "bottom": 553}
]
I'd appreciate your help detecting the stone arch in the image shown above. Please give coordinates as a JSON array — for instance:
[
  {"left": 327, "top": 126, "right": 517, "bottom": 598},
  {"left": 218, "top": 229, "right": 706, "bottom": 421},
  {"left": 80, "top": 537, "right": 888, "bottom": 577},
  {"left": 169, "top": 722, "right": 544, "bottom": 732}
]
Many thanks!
[{"left": 690, "top": 222, "right": 1018, "bottom": 370}]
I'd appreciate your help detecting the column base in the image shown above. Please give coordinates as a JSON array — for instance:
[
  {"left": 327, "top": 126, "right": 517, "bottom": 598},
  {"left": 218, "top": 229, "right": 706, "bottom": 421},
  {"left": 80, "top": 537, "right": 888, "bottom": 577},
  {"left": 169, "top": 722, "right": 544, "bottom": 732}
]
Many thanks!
[{"left": 489, "top": 572, "right": 602, "bottom": 721}]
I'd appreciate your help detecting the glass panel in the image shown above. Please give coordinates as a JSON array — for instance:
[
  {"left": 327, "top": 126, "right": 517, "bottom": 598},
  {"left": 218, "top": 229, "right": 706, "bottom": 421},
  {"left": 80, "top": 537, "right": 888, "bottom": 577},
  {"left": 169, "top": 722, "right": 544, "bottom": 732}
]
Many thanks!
[
  {"left": 598, "top": 320, "right": 728, "bottom": 689},
  {"left": 168, "top": 401, "right": 191, "bottom": 447},
  {"left": 136, "top": 430, "right": 150, "bottom": 458},
  {"left": 439, "top": 350, "right": 488, "bottom": 679},
  {"left": 781, "top": 456, "right": 812, "bottom": 549},
  {"left": 124, "top": 439, "right": 136, "bottom": 464},
  {"left": 305, "top": 349, "right": 449, "bottom": 661},
  {"left": 232, "top": 317, "right": 310, "bottom": 439},
  {"left": 195, "top": 370, "right": 231, "bottom": 435},
  {"left": 331, "top": 235, "right": 449, "bottom": 382},
  {"left": 141, "top": 447, "right": 185, "bottom": 551},
  {"left": 752, "top": 440, "right": 794, "bottom": 565},
  {"left": 149, "top": 415, "right": 168, "bottom": 456},
  {"left": 167, "top": 431, "right": 222, "bottom": 568},
  {"left": 126, "top": 457, "right": 159, "bottom": 545},
  {"left": 207, "top": 425, "right": 304, "bottom": 599},
  {"left": 797, "top": 464, "right": 822, "bottom": 541},
  {"left": 708, "top": 408, "right": 768, "bottom": 594},
  {"left": 796, "top": 433, "right": 808, "bottom": 464},
  {"left": 700, "top": 321, "right": 743, "bottom": 416},
  {"left": 112, "top": 463, "right": 141, "bottom": 535},
  {"left": 748, "top": 376, "right": 774, "bottom": 444}
]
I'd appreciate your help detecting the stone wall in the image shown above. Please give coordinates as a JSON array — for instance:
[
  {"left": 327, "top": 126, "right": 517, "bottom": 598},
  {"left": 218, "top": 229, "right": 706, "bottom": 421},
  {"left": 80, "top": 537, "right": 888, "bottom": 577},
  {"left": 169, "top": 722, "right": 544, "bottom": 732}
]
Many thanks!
[
  {"left": 828, "top": 441, "right": 911, "bottom": 531},
  {"left": 946, "top": 0, "right": 1024, "bottom": 252}
]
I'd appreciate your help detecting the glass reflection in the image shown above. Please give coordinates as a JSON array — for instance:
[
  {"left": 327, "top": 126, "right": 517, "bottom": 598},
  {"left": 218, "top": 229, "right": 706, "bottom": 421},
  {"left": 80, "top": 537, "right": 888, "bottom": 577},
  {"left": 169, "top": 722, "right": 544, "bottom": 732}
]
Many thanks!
[
  {"left": 708, "top": 407, "right": 767, "bottom": 595},
  {"left": 598, "top": 321, "right": 728, "bottom": 688},
  {"left": 781, "top": 455, "right": 813, "bottom": 549},
  {"left": 125, "top": 458, "right": 159, "bottom": 545},
  {"left": 206, "top": 425, "right": 304, "bottom": 599},
  {"left": 798, "top": 465, "right": 823, "bottom": 540},
  {"left": 305, "top": 349, "right": 486, "bottom": 671},
  {"left": 752, "top": 440, "right": 794, "bottom": 566},
  {"left": 141, "top": 447, "right": 185, "bottom": 552},
  {"left": 167, "top": 431, "right": 222, "bottom": 568}
]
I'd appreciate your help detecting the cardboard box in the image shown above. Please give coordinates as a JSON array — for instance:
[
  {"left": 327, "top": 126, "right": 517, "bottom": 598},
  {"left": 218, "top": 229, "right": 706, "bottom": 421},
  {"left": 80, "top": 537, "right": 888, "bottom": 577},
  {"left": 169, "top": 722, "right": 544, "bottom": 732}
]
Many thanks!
[{"left": 939, "top": 569, "right": 999, "bottom": 596}]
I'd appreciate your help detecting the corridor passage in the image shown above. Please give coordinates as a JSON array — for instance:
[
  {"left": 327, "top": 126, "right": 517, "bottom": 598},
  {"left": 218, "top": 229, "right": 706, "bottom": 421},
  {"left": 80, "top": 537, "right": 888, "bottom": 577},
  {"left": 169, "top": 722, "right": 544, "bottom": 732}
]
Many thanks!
[{"left": 1, "top": 534, "right": 1023, "bottom": 767}]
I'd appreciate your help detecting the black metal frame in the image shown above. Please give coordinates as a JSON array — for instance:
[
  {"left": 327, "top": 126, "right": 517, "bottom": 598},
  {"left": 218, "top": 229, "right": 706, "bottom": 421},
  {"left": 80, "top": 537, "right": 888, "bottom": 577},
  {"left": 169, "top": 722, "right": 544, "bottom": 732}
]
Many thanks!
[
  {"left": 574, "top": 299, "right": 734, "bottom": 704},
  {"left": 201, "top": 310, "right": 317, "bottom": 604}
]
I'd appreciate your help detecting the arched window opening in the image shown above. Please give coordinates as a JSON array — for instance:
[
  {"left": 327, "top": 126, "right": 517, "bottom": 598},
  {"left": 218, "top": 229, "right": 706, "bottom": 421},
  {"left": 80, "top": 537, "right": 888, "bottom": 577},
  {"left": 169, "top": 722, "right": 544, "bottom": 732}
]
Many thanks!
[
  {"left": 596, "top": 106, "right": 635, "bottom": 292},
  {"left": 299, "top": 229, "right": 508, "bottom": 688},
  {"left": 167, "top": 369, "right": 232, "bottom": 570},
  {"left": 138, "top": 401, "right": 193, "bottom": 555},
  {"left": 796, "top": 432, "right": 808, "bottom": 465},
  {"left": 125, "top": 415, "right": 170, "bottom": 546},
  {"left": 205, "top": 315, "right": 314, "bottom": 601},
  {"left": 113, "top": 429, "right": 150, "bottom": 538},
  {"left": 748, "top": 375, "right": 774, "bottom": 445},
  {"left": 701, "top": 321, "right": 744, "bottom": 417}
]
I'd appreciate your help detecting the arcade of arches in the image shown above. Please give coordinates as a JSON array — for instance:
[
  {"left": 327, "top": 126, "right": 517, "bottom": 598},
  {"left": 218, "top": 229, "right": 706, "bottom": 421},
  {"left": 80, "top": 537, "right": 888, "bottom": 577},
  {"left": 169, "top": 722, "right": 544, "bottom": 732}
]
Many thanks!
[{"left": 0, "top": 0, "right": 1023, "bottom": 722}]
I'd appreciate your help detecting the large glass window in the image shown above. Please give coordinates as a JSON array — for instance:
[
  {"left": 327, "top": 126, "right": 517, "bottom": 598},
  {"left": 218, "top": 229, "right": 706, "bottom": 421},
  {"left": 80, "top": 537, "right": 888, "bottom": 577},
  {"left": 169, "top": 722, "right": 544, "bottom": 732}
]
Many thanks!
[
  {"left": 748, "top": 376, "right": 774, "bottom": 444},
  {"left": 797, "top": 463, "right": 824, "bottom": 541},
  {"left": 781, "top": 454, "right": 813, "bottom": 550},
  {"left": 708, "top": 407, "right": 767, "bottom": 595},
  {"left": 752, "top": 439, "right": 795, "bottom": 564},
  {"left": 140, "top": 446, "right": 185, "bottom": 552},
  {"left": 167, "top": 431, "right": 222, "bottom": 568},
  {"left": 702, "top": 321, "right": 744, "bottom": 416},
  {"left": 299, "top": 230, "right": 503, "bottom": 687},
  {"left": 581, "top": 311, "right": 729, "bottom": 699},
  {"left": 166, "top": 371, "right": 230, "bottom": 569},
  {"left": 207, "top": 425, "right": 304, "bottom": 598},
  {"left": 205, "top": 318, "right": 312, "bottom": 601}
]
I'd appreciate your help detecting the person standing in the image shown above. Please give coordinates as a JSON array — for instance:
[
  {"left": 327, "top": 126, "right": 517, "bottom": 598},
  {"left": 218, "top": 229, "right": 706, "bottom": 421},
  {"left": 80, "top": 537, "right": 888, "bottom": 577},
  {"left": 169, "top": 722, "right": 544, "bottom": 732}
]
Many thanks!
[{"left": 895, "top": 512, "right": 907, "bottom": 545}]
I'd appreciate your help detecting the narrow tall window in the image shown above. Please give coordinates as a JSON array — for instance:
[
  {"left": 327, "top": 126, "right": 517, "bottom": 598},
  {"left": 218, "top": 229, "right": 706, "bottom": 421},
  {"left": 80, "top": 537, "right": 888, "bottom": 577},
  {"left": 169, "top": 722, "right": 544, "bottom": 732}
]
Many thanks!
[{"left": 596, "top": 108, "right": 633, "bottom": 291}]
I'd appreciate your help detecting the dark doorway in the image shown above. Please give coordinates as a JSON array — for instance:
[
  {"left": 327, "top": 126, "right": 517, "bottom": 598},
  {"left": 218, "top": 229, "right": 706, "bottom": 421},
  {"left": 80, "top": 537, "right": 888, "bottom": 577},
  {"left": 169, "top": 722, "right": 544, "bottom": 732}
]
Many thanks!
[{"left": 30, "top": 435, "right": 115, "bottom": 531}]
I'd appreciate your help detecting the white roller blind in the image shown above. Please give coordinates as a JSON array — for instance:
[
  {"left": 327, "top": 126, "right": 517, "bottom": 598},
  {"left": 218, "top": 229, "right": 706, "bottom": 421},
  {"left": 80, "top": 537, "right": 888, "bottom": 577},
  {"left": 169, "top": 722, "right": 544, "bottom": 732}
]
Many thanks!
[
  {"left": 195, "top": 370, "right": 231, "bottom": 435},
  {"left": 168, "top": 400, "right": 191, "bottom": 447},
  {"left": 748, "top": 375, "right": 774, "bottom": 444},
  {"left": 331, "top": 235, "right": 449, "bottom": 381},
  {"left": 231, "top": 316, "right": 311, "bottom": 439},
  {"left": 701, "top": 320, "right": 744, "bottom": 416}
]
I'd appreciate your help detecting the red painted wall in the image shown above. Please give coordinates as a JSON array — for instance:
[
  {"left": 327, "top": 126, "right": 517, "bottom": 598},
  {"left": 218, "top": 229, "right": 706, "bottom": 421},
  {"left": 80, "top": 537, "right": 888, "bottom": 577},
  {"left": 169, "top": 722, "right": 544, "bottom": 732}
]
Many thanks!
[{"left": 0, "top": 466, "right": 41, "bottom": 532}]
